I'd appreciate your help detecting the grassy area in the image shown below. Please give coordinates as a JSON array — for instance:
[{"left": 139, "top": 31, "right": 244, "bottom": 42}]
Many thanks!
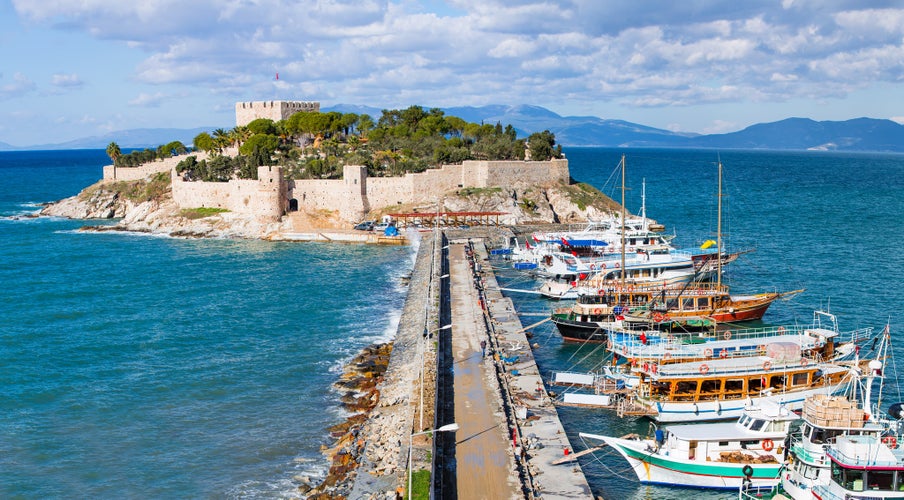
[
  {"left": 408, "top": 469, "right": 431, "bottom": 500},
  {"left": 180, "top": 207, "right": 230, "bottom": 219},
  {"left": 82, "top": 172, "right": 172, "bottom": 203},
  {"left": 457, "top": 186, "right": 503, "bottom": 197}
]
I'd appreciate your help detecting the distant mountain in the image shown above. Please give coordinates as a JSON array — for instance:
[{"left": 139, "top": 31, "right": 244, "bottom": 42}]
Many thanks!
[
  {"left": 0, "top": 127, "right": 216, "bottom": 151},
  {"left": 682, "top": 117, "right": 904, "bottom": 152},
  {"left": 3, "top": 105, "right": 903, "bottom": 153}
]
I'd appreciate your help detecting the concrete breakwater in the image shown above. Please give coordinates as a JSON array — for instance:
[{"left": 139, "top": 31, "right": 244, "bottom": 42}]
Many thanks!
[{"left": 302, "top": 229, "right": 592, "bottom": 498}]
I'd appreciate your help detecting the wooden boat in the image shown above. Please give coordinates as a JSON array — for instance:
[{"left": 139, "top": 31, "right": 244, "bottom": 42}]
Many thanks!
[
  {"left": 581, "top": 401, "right": 799, "bottom": 490},
  {"left": 630, "top": 352, "right": 859, "bottom": 423}
]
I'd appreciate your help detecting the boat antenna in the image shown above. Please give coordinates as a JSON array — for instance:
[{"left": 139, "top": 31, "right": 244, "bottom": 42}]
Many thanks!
[
  {"left": 716, "top": 158, "right": 723, "bottom": 290},
  {"left": 640, "top": 178, "right": 647, "bottom": 229},
  {"left": 620, "top": 155, "right": 627, "bottom": 294}
]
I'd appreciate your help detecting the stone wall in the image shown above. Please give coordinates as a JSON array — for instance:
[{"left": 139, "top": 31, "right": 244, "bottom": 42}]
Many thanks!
[
  {"left": 235, "top": 100, "right": 320, "bottom": 127},
  {"left": 171, "top": 165, "right": 286, "bottom": 220},
  {"left": 102, "top": 152, "right": 210, "bottom": 182}
]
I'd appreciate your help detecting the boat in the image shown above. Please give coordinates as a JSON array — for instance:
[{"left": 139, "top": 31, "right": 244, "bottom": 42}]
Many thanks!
[
  {"left": 623, "top": 284, "right": 804, "bottom": 325},
  {"left": 630, "top": 348, "right": 861, "bottom": 423},
  {"left": 778, "top": 324, "right": 896, "bottom": 500},
  {"left": 579, "top": 400, "right": 799, "bottom": 490}
]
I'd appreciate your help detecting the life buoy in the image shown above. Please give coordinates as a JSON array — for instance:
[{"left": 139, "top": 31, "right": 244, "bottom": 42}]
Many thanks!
[
  {"left": 720, "top": 349, "right": 728, "bottom": 359},
  {"left": 590, "top": 264, "right": 596, "bottom": 270},
  {"left": 653, "top": 313, "right": 664, "bottom": 322},
  {"left": 627, "top": 285, "right": 635, "bottom": 292},
  {"left": 601, "top": 263, "right": 607, "bottom": 270},
  {"left": 598, "top": 289, "right": 606, "bottom": 296},
  {"left": 778, "top": 326, "right": 786, "bottom": 334},
  {"left": 801, "top": 358, "right": 809, "bottom": 366},
  {"left": 592, "top": 308, "right": 603, "bottom": 315},
  {"left": 651, "top": 363, "right": 658, "bottom": 374},
  {"left": 615, "top": 263, "right": 620, "bottom": 268},
  {"left": 763, "top": 360, "right": 773, "bottom": 371},
  {"left": 758, "top": 344, "right": 767, "bottom": 352},
  {"left": 762, "top": 439, "right": 774, "bottom": 452},
  {"left": 699, "top": 364, "right": 710, "bottom": 375},
  {"left": 643, "top": 362, "right": 649, "bottom": 372},
  {"left": 663, "top": 352, "right": 672, "bottom": 361},
  {"left": 704, "top": 348, "right": 713, "bottom": 357},
  {"left": 883, "top": 436, "right": 898, "bottom": 449},
  {"left": 723, "top": 330, "right": 732, "bottom": 340}
]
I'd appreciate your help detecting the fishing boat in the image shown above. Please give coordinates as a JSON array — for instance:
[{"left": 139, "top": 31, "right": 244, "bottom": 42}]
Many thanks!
[
  {"left": 579, "top": 400, "right": 799, "bottom": 490},
  {"left": 778, "top": 325, "right": 896, "bottom": 500}
]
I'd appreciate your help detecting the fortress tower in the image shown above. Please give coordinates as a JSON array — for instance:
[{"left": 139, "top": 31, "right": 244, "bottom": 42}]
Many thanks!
[{"left": 235, "top": 101, "right": 320, "bottom": 127}]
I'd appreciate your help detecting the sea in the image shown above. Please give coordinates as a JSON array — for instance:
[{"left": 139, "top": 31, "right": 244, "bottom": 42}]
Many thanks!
[{"left": 1, "top": 148, "right": 902, "bottom": 499}]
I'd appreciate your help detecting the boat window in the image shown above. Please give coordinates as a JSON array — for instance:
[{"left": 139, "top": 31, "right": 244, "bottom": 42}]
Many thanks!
[
  {"left": 836, "top": 464, "right": 864, "bottom": 491},
  {"left": 867, "top": 470, "right": 895, "bottom": 491},
  {"left": 675, "top": 381, "right": 697, "bottom": 395},
  {"left": 749, "top": 419, "right": 766, "bottom": 431},
  {"left": 682, "top": 298, "right": 694, "bottom": 310},
  {"left": 718, "top": 441, "right": 729, "bottom": 447},
  {"left": 801, "top": 463, "right": 820, "bottom": 480},
  {"left": 749, "top": 377, "right": 764, "bottom": 393},
  {"left": 739, "top": 415, "right": 750, "bottom": 426},
  {"left": 792, "top": 372, "right": 809, "bottom": 386},
  {"left": 700, "top": 380, "right": 720, "bottom": 394},
  {"left": 725, "top": 379, "right": 744, "bottom": 393},
  {"left": 696, "top": 297, "right": 708, "bottom": 309},
  {"left": 811, "top": 428, "right": 826, "bottom": 444}
]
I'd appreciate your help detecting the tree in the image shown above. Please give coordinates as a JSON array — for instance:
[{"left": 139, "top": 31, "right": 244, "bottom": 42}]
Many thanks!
[
  {"left": 106, "top": 142, "right": 121, "bottom": 163},
  {"left": 193, "top": 132, "right": 214, "bottom": 152},
  {"left": 527, "top": 130, "right": 560, "bottom": 161}
]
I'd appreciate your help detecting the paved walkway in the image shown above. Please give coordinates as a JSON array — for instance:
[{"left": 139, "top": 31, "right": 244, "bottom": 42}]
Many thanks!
[{"left": 449, "top": 242, "right": 523, "bottom": 499}]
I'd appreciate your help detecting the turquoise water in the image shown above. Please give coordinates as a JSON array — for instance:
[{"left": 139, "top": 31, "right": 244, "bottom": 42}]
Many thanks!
[
  {"left": 0, "top": 150, "right": 413, "bottom": 498},
  {"left": 495, "top": 148, "right": 904, "bottom": 499},
  {"left": 1, "top": 148, "right": 902, "bottom": 498}
]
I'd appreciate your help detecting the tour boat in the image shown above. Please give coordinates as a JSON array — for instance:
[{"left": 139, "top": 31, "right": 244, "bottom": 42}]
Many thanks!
[
  {"left": 580, "top": 400, "right": 799, "bottom": 490},
  {"left": 630, "top": 351, "right": 859, "bottom": 423}
]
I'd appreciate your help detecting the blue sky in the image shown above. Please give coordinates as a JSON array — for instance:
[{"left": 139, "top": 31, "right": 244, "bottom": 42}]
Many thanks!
[{"left": 1, "top": 0, "right": 902, "bottom": 147}]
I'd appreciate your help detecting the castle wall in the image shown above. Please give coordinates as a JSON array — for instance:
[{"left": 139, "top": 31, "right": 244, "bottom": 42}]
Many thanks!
[
  {"left": 235, "top": 101, "right": 320, "bottom": 127},
  {"left": 102, "top": 152, "right": 210, "bottom": 182},
  {"left": 171, "top": 165, "right": 286, "bottom": 221}
]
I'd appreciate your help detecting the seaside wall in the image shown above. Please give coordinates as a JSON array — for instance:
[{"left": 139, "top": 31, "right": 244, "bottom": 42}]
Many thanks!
[
  {"left": 166, "top": 157, "right": 569, "bottom": 222},
  {"left": 102, "top": 152, "right": 211, "bottom": 182},
  {"left": 283, "top": 159, "right": 570, "bottom": 221},
  {"left": 171, "top": 165, "right": 286, "bottom": 219}
]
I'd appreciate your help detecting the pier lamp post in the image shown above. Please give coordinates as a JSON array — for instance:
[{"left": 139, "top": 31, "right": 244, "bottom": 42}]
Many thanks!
[
  {"left": 420, "top": 323, "right": 452, "bottom": 430},
  {"left": 408, "top": 422, "right": 459, "bottom": 500}
]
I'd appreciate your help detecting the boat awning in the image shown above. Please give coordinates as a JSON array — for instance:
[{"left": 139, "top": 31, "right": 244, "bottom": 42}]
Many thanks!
[{"left": 666, "top": 421, "right": 787, "bottom": 442}]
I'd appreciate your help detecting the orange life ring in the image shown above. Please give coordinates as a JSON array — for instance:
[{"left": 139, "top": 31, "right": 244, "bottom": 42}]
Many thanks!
[
  {"left": 758, "top": 344, "right": 767, "bottom": 352},
  {"left": 763, "top": 360, "right": 773, "bottom": 371},
  {"left": 801, "top": 358, "right": 809, "bottom": 366},
  {"left": 720, "top": 350, "right": 728, "bottom": 359},
  {"left": 762, "top": 439, "right": 774, "bottom": 452},
  {"left": 627, "top": 285, "right": 635, "bottom": 292},
  {"left": 663, "top": 352, "right": 672, "bottom": 361},
  {"left": 778, "top": 326, "right": 786, "bottom": 334},
  {"left": 597, "top": 289, "right": 606, "bottom": 296},
  {"left": 699, "top": 364, "right": 710, "bottom": 375},
  {"left": 601, "top": 263, "right": 607, "bottom": 270},
  {"left": 883, "top": 436, "right": 898, "bottom": 449},
  {"left": 592, "top": 308, "right": 603, "bottom": 315},
  {"left": 653, "top": 313, "right": 664, "bottom": 322},
  {"left": 704, "top": 348, "right": 713, "bottom": 357},
  {"left": 723, "top": 330, "right": 732, "bottom": 340},
  {"left": 651, "top": 363, "right": 658, "bottom": 374}
]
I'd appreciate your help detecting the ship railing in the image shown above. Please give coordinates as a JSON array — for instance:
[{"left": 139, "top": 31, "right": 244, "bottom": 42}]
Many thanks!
[
  {"left": 826, "top": 443, "right": 899, "bottom": 467},
  {"left": 609, "top": 324, "right": 826, "bottom": 358},
  {"left": 642, "top": 357, "right": 827, "bottom": 378}
]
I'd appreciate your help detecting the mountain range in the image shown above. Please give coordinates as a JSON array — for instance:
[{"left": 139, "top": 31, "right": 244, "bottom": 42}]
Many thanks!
[{"left": 2, "top": 105, "right": 903, "bottom": 153}]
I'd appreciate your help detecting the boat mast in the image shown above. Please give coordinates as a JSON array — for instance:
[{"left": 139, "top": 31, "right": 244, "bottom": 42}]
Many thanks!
[
  {"left": 621, "top": 155, "right": 626, "bottom": 293},
  {"left": 717, "top": 159, "right": 723, "bottom": 289}
]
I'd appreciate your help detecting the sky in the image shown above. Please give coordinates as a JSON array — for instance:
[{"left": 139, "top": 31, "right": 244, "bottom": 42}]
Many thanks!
[{"left": 1, "top": 0, "right": 903, "bottom": 147}]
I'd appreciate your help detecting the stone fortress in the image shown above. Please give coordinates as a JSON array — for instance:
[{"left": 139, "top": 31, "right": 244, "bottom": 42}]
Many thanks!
[{"left": 102, "top": 100, "right": 570, "bottom": 223}]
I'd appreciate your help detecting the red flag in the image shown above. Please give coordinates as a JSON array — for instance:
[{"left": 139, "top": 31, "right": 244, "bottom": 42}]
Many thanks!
[
  {"left": 532, "top": 235, "right": 540, "bottom": 243},
  {"left": 275, "top": 72, "right": 279, "bottom": 80},
  {"left": 571, "top": 250, "right": 578, "bottom": 257}
]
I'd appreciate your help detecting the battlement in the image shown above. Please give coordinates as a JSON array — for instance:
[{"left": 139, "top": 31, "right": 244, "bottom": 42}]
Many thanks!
[{"left": 235, "top": 100, "right": 320, "bottom": 126}]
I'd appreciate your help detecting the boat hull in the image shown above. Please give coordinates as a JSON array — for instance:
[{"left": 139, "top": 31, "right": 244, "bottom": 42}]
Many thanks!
[
  {"left": 602, "top": 436, "right": 782, "bottom": 490},
  {"left": 640, "top": 384, "right": 842, "bottom": 423},
  {"left": 550, "top": 315, "right": 608, "bottom": 343}
]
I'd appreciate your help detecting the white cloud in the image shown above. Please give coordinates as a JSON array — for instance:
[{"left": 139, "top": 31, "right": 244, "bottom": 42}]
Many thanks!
[
  {"left": 51, "top": 73, "right": 82, "bottom": 87},
  {"left": 0, "top": 72, "right": 37, "bottom": 100},
  {"left": 129, "top": 92, "right": 168, "bottom": 107}
]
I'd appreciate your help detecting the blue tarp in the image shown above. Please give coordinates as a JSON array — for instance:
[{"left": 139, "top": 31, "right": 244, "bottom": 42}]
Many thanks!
[{"left": 565, "top": 239, "right": 609, "bottom": 247}]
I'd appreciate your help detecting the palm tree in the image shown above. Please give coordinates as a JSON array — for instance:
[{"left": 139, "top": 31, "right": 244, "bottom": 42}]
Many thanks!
[{"left": 106, "top": 142, "right": 121, "bottom": 163}]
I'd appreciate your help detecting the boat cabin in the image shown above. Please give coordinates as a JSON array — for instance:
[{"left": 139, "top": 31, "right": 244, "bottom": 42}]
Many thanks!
[{"left": 823, "top": 435, "right": 904, "bottom": 494}]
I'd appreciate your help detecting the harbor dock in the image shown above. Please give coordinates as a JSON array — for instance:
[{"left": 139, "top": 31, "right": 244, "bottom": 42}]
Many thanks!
[{"left": 347, "top": 231, "right": 592, "bottom": 499}]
